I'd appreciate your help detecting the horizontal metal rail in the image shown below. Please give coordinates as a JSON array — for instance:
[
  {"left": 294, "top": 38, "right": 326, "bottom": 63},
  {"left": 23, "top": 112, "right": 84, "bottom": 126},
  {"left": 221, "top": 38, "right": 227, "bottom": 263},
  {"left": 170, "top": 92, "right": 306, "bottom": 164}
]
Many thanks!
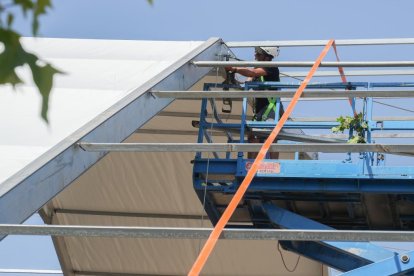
[
  {"left": 136, "top": 128, "right": 345, "bottom": 143},
  {"left": 2, "top": 224, "right": 414, "bottom": 241},
  {"left": 281, "top": 69, "right": 414, "bottom": 77},
  {"left": 156, "top": 112, "right": 414, "bottom": 122},
  {"left": 0, "top": 269, "right": 62, "bottom": 274},
  {"left": 152, "top": 90, "right": 414, "bottom": 99},
  {"left": 193, "top": 61, "right": 414, "bottom": 68},
  {"left": 160, "top": 97, "right": 362, "bottom": 102},
  {"left": 158, "top": 111, "right": 253, "bottom": 120},
  {"left": 136, "top": 128, "right": 414, "bottom": 139},
  {"left": 55, "top": 208, "right": 203, "bottom": 220},
  {"left": 78, "top": 143, "right": 414, "bottom": 153},
  {"left": 290, "top": 116, "right": 414, "bottom": 122},
  {"left": 226, "top": 38, "right": 414, "bottom": 47}
]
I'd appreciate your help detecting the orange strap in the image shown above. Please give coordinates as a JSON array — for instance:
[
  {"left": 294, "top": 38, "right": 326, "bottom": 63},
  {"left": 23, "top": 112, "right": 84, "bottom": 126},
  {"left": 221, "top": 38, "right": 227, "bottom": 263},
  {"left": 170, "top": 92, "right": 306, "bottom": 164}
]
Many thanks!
[
  {"left": 188, "top": 39, "right": 335, "bottom": 276},
  {"left": 332, "top": 42, "right": 357, "bottom": 116}
]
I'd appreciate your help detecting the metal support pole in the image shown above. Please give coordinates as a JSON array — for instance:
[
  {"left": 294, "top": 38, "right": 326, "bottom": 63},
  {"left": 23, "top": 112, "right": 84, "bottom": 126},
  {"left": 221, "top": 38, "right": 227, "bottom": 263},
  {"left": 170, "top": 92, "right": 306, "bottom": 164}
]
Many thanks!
[
  {"left": 238, "top": 96, "right": 248, "bottom": 159},
  {"left": 2, "top": 224, "right": 414, "bottom": 241},
  {"left": 196, "top": 93, "right": 208, "bottom": 159},
  {"left": 226, "top": 38, "right": 414, "bottom": 48},
  {"left": 78, "top": 142, "right": 414, "bottom": 154},
  {"left": 152, "top": 90, "right": 414, "bottom": 99},
  {"left": 0, "top": 269, "right": 62, "bottom": 274},
  {"left": 366, "top": 96, "right": 375, "bottom": 167},
  {"left": 280, "top": 69, "right": 414, "bottom": 77},
  {"left": 193, "top": 61, "right": 414, "bottom": 68}
]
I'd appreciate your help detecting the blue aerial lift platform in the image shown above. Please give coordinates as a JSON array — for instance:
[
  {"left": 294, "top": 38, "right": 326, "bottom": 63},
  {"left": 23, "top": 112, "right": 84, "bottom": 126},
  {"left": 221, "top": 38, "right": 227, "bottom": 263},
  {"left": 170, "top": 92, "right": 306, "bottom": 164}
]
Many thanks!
[{"left": 193, "top": 81, "right": 414, "bottom": 275}]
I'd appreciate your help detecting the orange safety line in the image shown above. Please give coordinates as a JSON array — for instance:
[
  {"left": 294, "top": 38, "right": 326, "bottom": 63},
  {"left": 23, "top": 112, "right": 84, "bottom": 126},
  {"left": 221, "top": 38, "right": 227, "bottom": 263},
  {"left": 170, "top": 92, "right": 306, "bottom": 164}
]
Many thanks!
[
  {"left": 188, "top": 39, "right": 335, "bottom": 276},
  {"left": 332, "top": 41, "right": 357, "bottom": 116}
]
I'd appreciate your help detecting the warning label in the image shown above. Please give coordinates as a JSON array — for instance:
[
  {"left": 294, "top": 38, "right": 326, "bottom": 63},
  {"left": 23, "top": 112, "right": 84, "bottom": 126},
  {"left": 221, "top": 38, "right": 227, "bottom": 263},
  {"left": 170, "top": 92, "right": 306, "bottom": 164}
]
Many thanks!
[{"left": 245, "top": 161, "right": 280, "bottom": 174}]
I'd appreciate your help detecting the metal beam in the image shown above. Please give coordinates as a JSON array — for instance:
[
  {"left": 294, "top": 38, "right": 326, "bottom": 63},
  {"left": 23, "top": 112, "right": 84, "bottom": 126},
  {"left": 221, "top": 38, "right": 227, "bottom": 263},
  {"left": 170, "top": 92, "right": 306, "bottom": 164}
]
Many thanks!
[
  {"left": 54, "top": 209, "right": 203, "bottom": 220},
  {"left": 193, "top": 159, "right": 414, "bottom": 182},
  {"left": 241, "top": 120, "right": 414, "bottom": 130},
  {"left": 0, "top": 269, "right": 62, "bottom": 274},
  {"left": 3, "top": 224, "right": 414, "bottom": 241},
  {"left": 262, "top": 203, "right": 393, "bottom": 271},
  {"left": 157, "top": 113, "right": 414, "bottom": 122},
  {"left": 137, "top": 129, "right": 204, "bottom": 136},
  {"left": 78, "top": 143, "right": 414, "bottom": 153},
  {"left": 281, "top": 69, "right": 414, "bottom": 77},
  {"left": 195, "top": 176, "right": 414, "bottom": 194},
  {"left": 289, "top": 116, "right": 414, "bottom": 122},
  {"left": 226, "top": 38, "right": 414, "bottom": 47},
  {"left": 197, "top": 119, "right": 414, "bottom": 137},
  {"left": 157, "top": 111, "right": 252, "bottom": 120},
  {"left": 152, "top": 90, "right": 414, "bottom": 99},
  {"left": 370, "top": 133, "right": 414, "bottom": 138},
  {"left": 156, "top": 112, "right": 414, "bottom": 122},
  {"left": 252, "top": 130, "right": 345, "bottom": 143},
  {"left": 0, "top": 38, "right": 225, "bottom": 230},
  {"left": 136, "top": 128, "right": 345, "bottom": 143},
  {"left": 136, "top": 128, "right": 414, "bottom": 139},
  {"left": 194, "top": 61, "right": 414, "bottom": 68},
  {"left": 340, "top": 251, "right": 414, "bottom": 276}
]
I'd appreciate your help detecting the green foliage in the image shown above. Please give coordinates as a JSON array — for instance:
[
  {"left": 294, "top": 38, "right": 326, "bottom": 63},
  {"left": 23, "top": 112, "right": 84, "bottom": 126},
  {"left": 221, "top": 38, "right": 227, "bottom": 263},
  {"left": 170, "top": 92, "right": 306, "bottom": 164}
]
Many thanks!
[
  {"left": 14, "top": 0, "right": 35, "bottom": 16},
  {"left": 33, "top": 0, "right": 48, "bottom": 35},
  {"left": 7, "top": 13, "right": 14, "bottom": 27},
  {"left": 331, "top": 112, "right": 368, "bottom": 143},
  {"left": 1, "top": 0, "right": 154, "bottom": 122},
  {"left": 0, "top": 0, "right": 61, "bottom": 122}
]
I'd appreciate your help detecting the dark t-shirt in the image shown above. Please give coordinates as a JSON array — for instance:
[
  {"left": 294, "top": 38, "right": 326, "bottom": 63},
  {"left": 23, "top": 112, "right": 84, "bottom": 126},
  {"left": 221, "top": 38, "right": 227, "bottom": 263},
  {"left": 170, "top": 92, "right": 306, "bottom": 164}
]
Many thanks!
[{"left": 252, "top": 67, "right": 280, "bottom": 114}]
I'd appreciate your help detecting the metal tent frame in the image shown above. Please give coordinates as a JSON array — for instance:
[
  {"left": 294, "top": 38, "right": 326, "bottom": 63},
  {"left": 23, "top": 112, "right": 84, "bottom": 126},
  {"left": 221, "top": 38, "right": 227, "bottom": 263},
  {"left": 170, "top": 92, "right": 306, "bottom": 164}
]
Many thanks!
[{"left": 3, "top": 37, "right": 414, "bottom": 275}]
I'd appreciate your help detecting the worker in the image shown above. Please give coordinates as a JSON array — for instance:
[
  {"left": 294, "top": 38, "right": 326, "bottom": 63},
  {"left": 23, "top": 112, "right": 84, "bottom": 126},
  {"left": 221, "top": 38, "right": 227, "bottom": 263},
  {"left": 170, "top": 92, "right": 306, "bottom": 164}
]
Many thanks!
[{"left": 225, "top": 46, "right": 283, "bottom": 159}]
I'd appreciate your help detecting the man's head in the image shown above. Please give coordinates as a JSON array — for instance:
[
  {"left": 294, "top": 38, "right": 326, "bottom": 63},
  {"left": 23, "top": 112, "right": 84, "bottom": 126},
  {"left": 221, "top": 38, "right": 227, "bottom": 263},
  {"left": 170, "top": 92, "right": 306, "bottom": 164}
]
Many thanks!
[{"left": 255, "top": 46, "right": 280, "bottom": 61}]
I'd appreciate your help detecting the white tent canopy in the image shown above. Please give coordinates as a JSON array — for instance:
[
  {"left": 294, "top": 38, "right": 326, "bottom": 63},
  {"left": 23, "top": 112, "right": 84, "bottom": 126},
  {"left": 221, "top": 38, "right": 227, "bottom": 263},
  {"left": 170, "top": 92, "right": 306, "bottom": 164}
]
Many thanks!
[{"left": 0, "top": 37, "right": 324, "bottom": 275}]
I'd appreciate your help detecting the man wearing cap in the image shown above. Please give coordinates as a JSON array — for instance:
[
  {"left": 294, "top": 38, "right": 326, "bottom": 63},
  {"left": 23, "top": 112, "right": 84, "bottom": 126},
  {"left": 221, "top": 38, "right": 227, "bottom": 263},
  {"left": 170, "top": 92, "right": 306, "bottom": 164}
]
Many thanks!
[{"left": 225, "top": 46, "right": 282, "bottom": 158}]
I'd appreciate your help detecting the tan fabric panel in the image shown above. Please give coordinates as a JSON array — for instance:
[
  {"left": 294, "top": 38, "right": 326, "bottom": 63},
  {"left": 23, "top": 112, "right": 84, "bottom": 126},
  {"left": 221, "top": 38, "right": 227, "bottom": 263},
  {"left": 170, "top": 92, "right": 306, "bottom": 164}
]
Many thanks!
[
  {"left": 55, "top": 214, "right": 322, "bottom": 276},
  {"left": 52, "top": 144, "right": 203, "bottom": 215},
  {"left": 48, "top": 98, "right": 324, "bottom": 275}
]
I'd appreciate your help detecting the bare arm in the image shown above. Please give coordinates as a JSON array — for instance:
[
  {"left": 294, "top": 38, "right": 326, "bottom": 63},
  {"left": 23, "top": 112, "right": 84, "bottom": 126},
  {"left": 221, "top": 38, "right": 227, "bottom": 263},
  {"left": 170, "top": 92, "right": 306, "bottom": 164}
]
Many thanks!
[{"left": 225, "top": 66, "right": 267, "bottom": 78}]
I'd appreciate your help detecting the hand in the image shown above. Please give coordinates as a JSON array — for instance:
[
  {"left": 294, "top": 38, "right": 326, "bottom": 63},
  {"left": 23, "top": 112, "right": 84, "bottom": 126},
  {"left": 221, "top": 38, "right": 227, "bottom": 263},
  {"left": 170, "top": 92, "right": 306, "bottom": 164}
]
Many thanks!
[{"left": 225, "top": 66, "right": 233, "bottom": 71}]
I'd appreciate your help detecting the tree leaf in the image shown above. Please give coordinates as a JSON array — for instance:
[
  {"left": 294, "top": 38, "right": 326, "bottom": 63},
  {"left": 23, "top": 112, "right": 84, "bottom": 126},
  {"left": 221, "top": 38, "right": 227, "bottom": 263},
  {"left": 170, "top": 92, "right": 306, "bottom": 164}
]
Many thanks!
[
  {"left": 13, "top": 0, "right": 35, "bottom": 17},
  {"left": 361, "top": 122, "right": 368, "bottom": 129},
  {"left": 147, "top": 0, "right": 154, "bottom": 5},
  {"left": 333, "top": 112, "right": 367, "bottom": 143},
  {"left": 348, "top": 135, "right": 366, "bottom": 144},
  {"left": 0, "top": 27, "right": 62, "bottom": 122},
  {"left": 0, "top": 28, "right": 26, "bottom": 85},
  {"left": 7, "top": 13, "right": 14, "bottom": 28},
  {"left": 28, "top": 61, "right": 62, "bottom": 122},
  {"left": 1, "top": 1, "right": 62, "bottom": 122},
  {"left": 331, "top": 126, "right": 341, "bottom": 133},
  {"left": 348, "top": 136, "right": 360, "bottom": 144},
  {"left": 32, "top": 0, "right": 52, "bottom": 35}
]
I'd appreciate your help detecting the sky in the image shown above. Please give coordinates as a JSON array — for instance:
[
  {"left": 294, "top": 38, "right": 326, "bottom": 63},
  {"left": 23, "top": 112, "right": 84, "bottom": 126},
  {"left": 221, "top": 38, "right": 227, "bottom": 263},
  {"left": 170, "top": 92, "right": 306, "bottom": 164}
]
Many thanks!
[
  {"left": 2, "top": 0, "right": 414, "bottom": 275},
  {"left": 15, "top": 0, "right": 414, "bottom": 41}
]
